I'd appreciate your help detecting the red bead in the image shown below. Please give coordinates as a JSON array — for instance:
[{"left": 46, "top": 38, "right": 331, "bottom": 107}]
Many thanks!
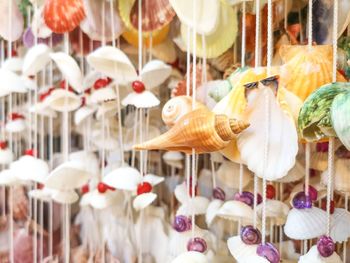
[
  {"left": 97, "top": 182, "right": 108, "bottom": 194},
  {"left": 59, "top": 80, "right": 74, "bottom": 92},
  {"left": 266, "top": 184, "right": 276, "bottom": 199},
  {"left": 81, "top": 184, "right": 89, "bottom": 194},
  {"left": 37, "top": 183, "right": 44, "bottom": 190},
  {"left": 11, "top": 50, "right": 18, "bottom": 57},
  {"left": 9, "top": 113, "right": 25, "bottom": 120},
  {"left": 188, "top": 185, "right": 198, "bottom": 197},
  {"left": 137, "top": 182, "right": 152, "bottom": 195},
  {"left": 132, "top": 81, "right": 145, "bottom": 93},
  {"left": 0, "top": 141, "right": 7, "bottom": 150},
  {"left": 321, "top": 199, "right": 335, "bottom": 214},
  {"left": 24, "top": 149, "right": 36, "bottom": 157},
  {"left": 94, "top": 78, "right": 109, "bottom": 90},
  {"left": 81, "top": 97, "right": 86, "bottom": 107}
]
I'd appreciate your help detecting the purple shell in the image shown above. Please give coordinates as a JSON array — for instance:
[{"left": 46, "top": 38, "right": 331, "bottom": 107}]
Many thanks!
[
  {"left": 317, "top": 235, "right": 335, "bottom": 257},
  {"left": 304, "top": 185, "right": 318, "bottom": 201},
  {"left": 292, "top": 191, "right": 312, "bottom": 209},
  {"left": 240, "top": 225, "right": 261, "bottom": 245},
  {"left": 257, "top": 243, "right": 280, "bottom": 263},
  {"left": 187, "top": 237, "right": 207, "bottom": 253},
  {"left": 213, "top": 187, "right": 226, "bottom": 201},
  {"left": 173, "top": 215, "right": 192, "bottom": 232},
  {"left": 233, "top": 191, "right": 262, "bottom": 207},
  {"left": 23, "top": 27, "right": 63, "bottom": 48}
]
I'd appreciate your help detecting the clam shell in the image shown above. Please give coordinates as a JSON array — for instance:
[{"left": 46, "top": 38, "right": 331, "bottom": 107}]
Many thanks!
[
  {"left": 330, "top": 208, "right": 350, "bottom": 243},
  {"left": 50, "top": 52, "right": 83, "bottom": 93},
  {"left": 22, "top": 44, "right": 51, "bottom": 76},
  {"left": 279, "top": 45, "right": 346, "bottom": 101},
  {"left": 0, "top": 0, "right": 24, "bottom": 41},
  {"left": 103, "top": 166, "right": 142, "bottom": 191},
  {"left": 227, "top": 235, "right": 263, "bottom": 263},
  {"left": 89, "top": 190, "right": 122, "bottom": 210},
  {"left": 44, "top": 0, "right": 85, "bottom": 33},
  {"left": 180, "top": 4, "right": 237, "bottom": 58},
  {"left": 0, "top": 69, "right": 27, "bottom": 97},
  {"left": 298, "top": 245, "right": 342, "bottom": 263},
  {"left": 28, "top": 188, "right": 53, "bottom": 202},
  {"left": 216, "top": 160, "right": 253, "bottom": 189},
  {"left": 29, "top": 102, "right": 58, "bottom": 118},
  {"left": 51, "top": 190, "right": 79, "bottom": 204},
  {"left": 74, "top": 106, "right": 96, "bottom": 126},
  {"left": 205, "top": 199, "right": 224, "bottom": 226},
  {"left": 0, "top": 148, "right": 13, "bottom": 165},
  {"left": 141, "top": 60, "right": 172, "bottom": 89},
  {"left": 298, "top": 83, "right": 350, "bottom": 142},
  {"left": 176, "top": 196, "right": 210, "bottom": 216},
  {"left": 321, "top": 159, "right": 350, "bottom": 193},
  {"left": 256, "top": 200, "right": 289, "bottom": 226},
  {"left": 171, "top": 251, "right": 209, "bottom": 263},
  {"left": 133, "top": 192, "right": 157, "bottom": 210},
  {"left": 90, "top": 86, "right": 117, "bottom": 104},
  {"left": 45, "top": 89, "right": 82, "bottom": 112},
  {"left": 0, "top": 169, "right": 22, "bottom": 186},
  {"left": 276, "top": 159, "right": 305, "bottom": 183},
  {"left": 87, "top": 46, "right": 137, "bottom": 84},
  {"left": 10, "top": 156, "right": 49, "bottom": 183},
  {"left": 122, "top": 90, "right": 160, "bottom": 108},
  {"left": 284, "top": 207, "right": 327, "bottom": 240},
  {"left": 170, "top": 0, "right": 220, "bottom": 35},
  {"left": 217, "top": 200, "right": 254, "bottom": 223},
  {"left": 5, "top": 119, "right": 26, "bottom": 133},
  {"left": 3, "top": 57, "right": 23, "bottom": 73}
]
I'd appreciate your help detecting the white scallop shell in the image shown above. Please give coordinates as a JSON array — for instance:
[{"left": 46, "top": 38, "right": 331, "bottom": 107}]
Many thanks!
[
  {"left": 298, "top": 245, "right": 342, "bottom": 263},
  {"left": 0, "top": 69, "right": 27, "bottom": 97},
  {"left": 3, "top": 57, "right": 23, "bottom": 72},
  {"left": 122, "top": 90, "right": 160, "bottom": 109},
  {"left": 28, "top": 188, "right": 53, "bottom": 202},
  {"left": 29, "top": 102, "right": 58, "bottom": 118},
  {"left": 87, "top": 46, "right": 137, "bottom": 84},
  {"left": 171, "top": 251, "right": 209, "bottom": 263},
  {"left": 256, "top": 200, "right": 290, "bottom": 225},
  {"left": 90, "top": 86, "right": 117, "bottom": 104},
  {"left": 69, "top": 151, "right": 100, "bottom": 177},
  {"left": 46, "top": 89, "right": 81, "bottom": 112},
  {"left": 227, "top": 235, "right": 262, "bottom": 263},
  {"left": 0, "top": 169, "right": 22, "bottom": 186},
  {"left": 22, "top": 44, "right": 51, "bottom": 76},
  {"left": 174, "top": 182, "right": 189, "bottom": 204},
  {"left": 217, "top": 200, "right": 254, "bottom": 223},
  {"left": 141, "top": 60, "right": 172, "bottom": 89},
  {"left": 10, "top": 155, "right": 49, "bottom": 183},
  {"left": 0, "top": 148, "right": 13, "bottom": 165},
  {"left": 45, "top": 161, "right": 92, "bottom": 190},
  {"left": 5, "top": 119, "right": 26, "bottom": 133},
  {"left": 89, "top": 190, "right": 121, "bottom": 210},
  {"left": 103, "top": 166, "right": 142, "bottom": 191},
  {"left": 176, "top": 196, "right": 210, "bottom": 216},
  {"left": 276, "top": 159, "right": 305, "bottom": 183},
  {"left": 330, "top": 208, "right": 350, "bottom": 243},
  {"left": 50, "top": 52, "right": 83, "bottom": 93},
  {"left": 206, "top": 199, "right": 224, "bottom": 226},
  {"left": 216, "top": 161, "right": 253, "bottom": 189},
  {"left": 322, "top": 159, "right": 350, "bottom": 193},
  {"left": 133, "top": 192, "right": 157, "bottom": 210},
  {"left": 74, "top": 105, "right": 96, "bottom": 125},
  {"left": 284, "top": 207, "right": 327, "bottom": 240},
  {"left": 237, "top": 86, "right": 298, "bottom": 180},
  {"left": 163, "top": 151, "right": 184, "bottom": 162},
  {"left": 51, "top": 190, "right": 79, "bottom": 204},
  {"left": 143, "top": 173, "right": 165, "bottom": 186}
]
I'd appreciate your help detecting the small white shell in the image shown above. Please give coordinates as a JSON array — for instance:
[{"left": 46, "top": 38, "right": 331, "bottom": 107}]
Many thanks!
[
  {"left": 141, "top": 60, "right": 172, "bottom": 89},
  {"left": 206, "top": 199, "right": 224, "bottom": 226},
  {"left": 322, "top": 159, "right": 350, "bottom": 193},
  {"left": 74, "top": 106, "right": 96, "bottom": 125},
  {"left": 330, "top": 208, "right": 350, "bottom": 243},
  {"left": 284, "top": 207, "right": 327, "bottom": 240},
  {"left": 103, "top": 166, "right": 142, "bottom": 191},
  {"left": 46, "top": 89, "right": 81, "bottom": 112},
  {"left": 163, "top": 151, "right": 184, "bottom": 162},
  {"left": 227, "top": 235, "right": 261, "bottom": 263},
  {"left": 277, "top": 159, "right": 305, "bottom": 183},
  {"left": 89, "top": 190, "right": 121, "bottom": 210},
  {"left": 28, "top": 188, "right": 53, "bottom": 202},
  {"left": 122, "top": 90, "right": 160, "bottom": 109},
  {"left": 10, "top": 155, "right": 49, "bottom": 183},
  {"left": 50, "top": 52, "right": 83, "bottom": 93},
  {"left": 256, "top": 200, "right": 290, "bottom": 225},
  {"left": 51, "top": 190, "right": 79, "bottom": 204},
  {"left": 87, "top": 46, "right": 137, "bottom": 84},
  {"left": 216, "top": 161, "right": 253, "bottom": 189},
  {"left": 0, "top": 69, "right": 27, "bottom": 97},
  {"left": 174, "top": 183, "right": 189, "bottom": 204},
  {"left": 171, "top": 251, "right": 209, "bottom": 263},
  {"left": 29, "top": 102, "right": 58, "bottom": 118},
  {"left": 0, "top": 148, "right": 13, "bottom": 165},
  {"left": 133, "top": 192, "right": 157, "bottom": 210},
  {"left": 69, "top": 151, "right": 100, "bottom": 177},
  {"left": 0, "top": 169, "right": 22, "bottom": 186},
  {"left": 143, "top": 173, "right": 164, "bottom": 187},
  {"left": 5, "top": 119, "right": 26, "bottom": 133},
  {"left": 217, "top": 200, "right": 254, "bottom": 223},
  {"left": 22, "top": 44, "right": 51, "bottom": 76},
  {"left": 176, "top": 196, "right": 210, "bottom": 216},
  {"left": 90, "top": 86, "right": 117, "bottom": 104},
  {"left": 3, "top": 57, "right": 23, "bottom": 72},
  {"left": 299, "top": 245, "right": 342, "bottom": 263}
]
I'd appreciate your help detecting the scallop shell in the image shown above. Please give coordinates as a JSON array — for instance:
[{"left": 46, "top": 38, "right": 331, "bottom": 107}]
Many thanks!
[
  {"left": 176, "top": 196, "right": 210, "bottom": 216},
  {"left": 29, "top": 102, "right": 58, "bottom": 118},
  {"left": 276, "top": 159, "right": 305, "bottom": 183},
  {"left": 5, "top": 119, "right": 26, "bottom": 133},
  {"left": 45, "top": 161, "right": 92, "bottom": 190},
  {"left": 331, "top": 89, "right": 350, "bottom": 150},
  {"left": 299, "top": 245, "right": 342, "bottom": 263},
  {"left": 170, "top": 0, "right": 219, "bottom": 35},
  {"left": 227, "top": 235, "right": 262, "bottom": 263},
  {"left": 134, "top": 107, "right": 249, "bottom": 154},
  {"left": 122, "top": 90, "right": 160, "bottom": 108},
  {"left": 44, "top": 0, "right": 86, "bottom": 33},
  {"left": 151, "top": 38, "right": 177, "bottom": 63},
  {"left": 216, "top": 160, "right": 253, "bottom": 189},
  {"left": 87, "top": 46, "right": 138, "bottom": 84},
  {"left": 69, "top": 151, "right": 100, "bottom": 178},
  {"left": 50, "top": 52, "right": 83, "bottom": 93},
  {"left": 0, "top": 169, "right": 22, "bottom": 186},
  {"left": 279, "top": 45, "right": 347, "bottom": 101},
  {"left": 74, "top": 106, "right": 96, "bottom": 126},
  {"left": 298, "top": 83, "right": 350, "bottom": 142},
  {"left": 0, "top": 0, "right": 24, "bottom": 41},
  {"left": 10, "top": 156, "right": 49, "bottom": 183},
  {"left": 256, "top": 200, "right": 290, "bottom": 226},
  {"left": 51, "top": 190, "right": 79, "bottom": 204},
  {"left": 28, "top": 188, "right": 53, "bottom": 202},
  {"left": 103, "top": 166, "right": 142, "bottom": 191},
  {"left": 89, "top": 190, "right": 122, "bottom": 210},
  {"left": 31, "top": 6, "right": 52, "bottom": 39},
  {"left": 330, "top": 208, "right": 350, "bottom": 243},
  {"left": 205, "top": 199, "right": 224, "bottom": 226},
  {"left": 321, "top": 159, "right": 350, "bottom": 193},
  {"left": 180, "top": 4, "right": 237, "bottom": 58},
  {"left": 22, "top": 44, "right": 51, "bottom": 76},
  {"left": 284, "top": 207, "right": 327, "bottom": 240},
  {"left": 237, "top": 81, "right": 298, "bottom": 180},
  {"left": 129, "top": 0, "right": 175, "bottom": 32},
  {"left": 0, "top": 148, "right": 13, "bottom": 165},
  {"left": 141, "top": 60, "right": 172, "bottom": 89},
  {"left": 217, "top": 200, "right": 254, "bottom": 223},
  {"left": 3, "top": 57, "right": 23, "bottom": 73},
  {"left": 90, "top": 86, "right": 117, "bottom": 104},
  {"left": 133, "top": 192, "right": 157, "bottom": 210},
  {"left": 45, "top": 89, "right": 82, "bottom": 112},
  {"left": 143, "top": 173, "right": 164, "bottom": 187},
  {"left": 0, "top": 69, "right": 27, "bottom": 97},
  {"left": 171, "top": 251, "right": 209, "bottom": 263},
  {"left": 162, "top": 96, "right": 206, "bottom": 127}
]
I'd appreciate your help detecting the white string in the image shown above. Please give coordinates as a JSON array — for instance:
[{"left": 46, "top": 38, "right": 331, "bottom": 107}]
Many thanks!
[
  {"left": 332, "top": 0, "right": 338, "bottom": 83},
  {"left": 284, "top": 0, "right": 288, "bottom": 30},
  {"left": 239, "top": 163, "right": 243, "bottom": 194},
  {"left": 305, "top": 143, "right": 310, "bottom": 196},
  {"left": 344, "top": 194, "right": 348, "bottom": 261},
  {"left": 308, "top": 0, "right": 313, "bottom": 48},
  {"left": 138, "top": 0, "right": 143, "bottom": 76},
  {"left": 241, "top": 1, "right": 246, "bottom": 67},
  {"left": 211, "top": 160, "right": 216, "bottom": 189}
]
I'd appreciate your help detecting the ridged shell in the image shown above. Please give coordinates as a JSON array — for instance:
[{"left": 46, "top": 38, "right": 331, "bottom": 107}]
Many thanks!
[
  {"left": 276, "top": 159, "right": 305, "bottom": 183},
  {"left": 331, "top": 88, "right": 350, "bottom": 150},
  {"left": 321, "top": 159, "right": 350, "bottom": 193},
  {"left": 133, "top": 192, "right": 157, "bottom": 210},
  {"left": 180, "top": 4, "right": 237, "bottom": 58},
  {"left": 122, "top": 25, "right": 170, "bottom": 48},
  {"left": 135, "top": 107, "right": 249, "bottom": 154},
  {"left": 227, "top": 235, "right": 261, "bottom": 263},
  {"left": 256, "top": 200, "right": 289, "bottom": 226},
  {"left": 216, "top": 160, "right": 253, "bottom": 188},
  {"left": 299, "top": 245, "right": 342, "bottom": 263},
  {"left": 298, "top": 83, "right": 350, "bottom": 142},
  {"left": 279, "top": 45, "right": 346, "bottom": 101},
  {"left": 122, "top": 90, "right": 160, "bottom": 109},
  {"left": 44, "top": 0, "right": 86, "bottom": 33},
  {"left": 171, "top": 251, "right": 209, "bottom": 263},
  {"left": 10, "top": 156, "right": 49, "bottom": 183},
  {"left": 217, "top": 200, "right": 254, "bottom": 223},
  {"left": 330, "top": 208, "right": 350, "bottom": 243},
  {"left": 22, "top": 44, "right": 51, "bottom": 76},
  {"left": 284, "top": 207, "right": 327, "bottom": 240},
  {"left": 141, "top": 60, "right": 172, "bottom": 89},
  {"left": 103, "top": 167, "right": 142, "bottom": 191},
  {"left": 130, "top": 0, "right": 175, "bottom": 32},
  {"left": 176, "top": 196, "right": 210, "bottom": 216},
  {"left": 46, "top": 89, "right": 82, "bottom": 113}
]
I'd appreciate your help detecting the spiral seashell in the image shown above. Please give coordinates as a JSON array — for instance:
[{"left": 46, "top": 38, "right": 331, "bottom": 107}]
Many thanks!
[
  {"left": 162, "top": 96, "right": 205, "bottom": 127},
  {"left": 240, "top": 225, "right": 261, "bottom": 245},
  {"left": 135, "top": 107, "right": 249, "bottom": 154},
  {"left": 233, "top": 191, "right": 262, "bottom": 208},
  {"left": 173, "top": 215, "right": 192, "bottom": 232},
  {"left": 317, "top": 235, "right": 335, "bottom": 258},
  {"left": 187, "top": 237, "right": 207, "bottom": 253},
  {"left": 212, "top": 187, "right": 225, "bottom": 201},
  {"left": 256, "top": 243, "right": 280, "bottom": 263},
  {"left": 292, "top": 191, "right": 312, "bottom": 209}
]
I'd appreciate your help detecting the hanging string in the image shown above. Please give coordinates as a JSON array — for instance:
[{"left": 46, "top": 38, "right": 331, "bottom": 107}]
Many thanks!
[
  {"left": 284, "top": 0, "right": 288, "bottom": 30},
  {"left": 241, "top": 1, "right": 246, "bottom": 67},
  {"left": 344, "top": 194, "right": 348, "bottom": 261},
  {"left": 307, "top": 0, "right": 313, "bottom": 48}
]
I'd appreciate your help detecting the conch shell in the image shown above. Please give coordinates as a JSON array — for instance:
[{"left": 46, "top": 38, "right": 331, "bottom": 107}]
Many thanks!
[{"left": 134, "top": 106, "right": 249, "bottom": 154}]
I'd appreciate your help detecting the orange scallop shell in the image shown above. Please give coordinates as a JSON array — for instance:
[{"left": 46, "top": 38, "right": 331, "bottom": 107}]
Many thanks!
[{"left": 44, "top": 0, "right": 86, "bottom": 34}]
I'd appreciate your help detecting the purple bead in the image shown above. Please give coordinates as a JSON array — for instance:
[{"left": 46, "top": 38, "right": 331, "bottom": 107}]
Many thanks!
[
  {"left": 240, "top": 225, "right": 262, "bottom": 245},
  {"left": 317, "top": 235, "right": 335, "bottom": 257},
  {"left": 257, "top": 243, "right": 280, "bottom": 263},
  {"left": 304, "top": 185, "right": 318, "bottom": 201},
  {"left": 233, "top": 191, "right": 262, "bottom": 208},
  {"left": 173, "top": 215, "right": 192, "bottom": 232},
  {"left": 213, "top": 187, "right": 226, "bottom": 201},
  {"left": 187, "top": 237, "right": 207, "bottom": 253},
  {"left": 23, "top": 27, "right": 63, "bottom": 48},
  {"left": 292, "top": 191, "right": 312, "bottom": 209}
]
